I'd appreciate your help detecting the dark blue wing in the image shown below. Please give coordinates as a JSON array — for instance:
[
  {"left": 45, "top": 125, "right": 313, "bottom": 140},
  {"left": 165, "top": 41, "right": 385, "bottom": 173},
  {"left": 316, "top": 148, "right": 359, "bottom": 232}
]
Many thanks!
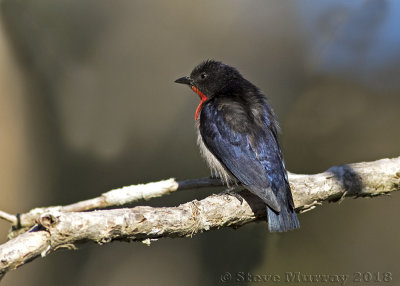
[{"left": 199, "top": 99, "right": 282, "bottom": 212}]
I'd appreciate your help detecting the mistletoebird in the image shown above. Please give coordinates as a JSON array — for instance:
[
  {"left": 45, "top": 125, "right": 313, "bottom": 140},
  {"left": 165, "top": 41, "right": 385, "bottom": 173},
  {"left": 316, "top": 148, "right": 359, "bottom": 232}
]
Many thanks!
[{"left": 175, "top": 60, "right": 299, "bottom": 232}]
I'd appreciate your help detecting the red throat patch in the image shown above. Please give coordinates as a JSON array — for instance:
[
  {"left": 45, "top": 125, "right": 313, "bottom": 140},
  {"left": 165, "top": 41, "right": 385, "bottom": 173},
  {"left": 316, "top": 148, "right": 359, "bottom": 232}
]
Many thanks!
[{"left": 191, "top": 86, "right": 207, "bottom": 121}]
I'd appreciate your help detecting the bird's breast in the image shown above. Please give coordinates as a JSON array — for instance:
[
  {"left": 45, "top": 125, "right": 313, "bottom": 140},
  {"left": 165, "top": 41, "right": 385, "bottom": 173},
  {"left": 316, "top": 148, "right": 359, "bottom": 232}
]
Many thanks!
[{"left": 196, "top": 129, "right": 234, "bottom": 186}]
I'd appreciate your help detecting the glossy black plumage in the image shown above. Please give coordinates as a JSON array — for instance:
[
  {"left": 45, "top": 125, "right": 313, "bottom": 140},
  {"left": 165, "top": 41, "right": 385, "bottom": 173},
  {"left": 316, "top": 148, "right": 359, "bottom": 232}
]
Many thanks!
[{"left": 175, "top": 60, "right": 299, "bottom": 232}]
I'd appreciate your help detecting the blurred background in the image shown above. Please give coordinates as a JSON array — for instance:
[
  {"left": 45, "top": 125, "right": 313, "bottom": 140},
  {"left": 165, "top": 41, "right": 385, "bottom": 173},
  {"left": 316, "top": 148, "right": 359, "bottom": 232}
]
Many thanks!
[{"left": 0, "top": 0, "right": 399, "bottom": 285}]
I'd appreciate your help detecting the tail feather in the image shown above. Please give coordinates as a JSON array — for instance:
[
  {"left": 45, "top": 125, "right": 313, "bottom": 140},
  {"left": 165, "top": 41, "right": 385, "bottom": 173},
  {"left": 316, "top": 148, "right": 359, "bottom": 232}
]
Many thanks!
[{"left": 267, "top": 205, "right": 300, "bottom": 232}]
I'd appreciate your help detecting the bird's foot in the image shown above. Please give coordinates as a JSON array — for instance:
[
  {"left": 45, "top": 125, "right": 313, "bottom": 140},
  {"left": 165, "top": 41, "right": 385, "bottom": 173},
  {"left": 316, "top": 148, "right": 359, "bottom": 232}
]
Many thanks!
[
  {"left": 220, "top": 186, "right": 244, "bottom": 205},
  {"left": 209, "top": 173, "right": 220, "bottom": 180}
]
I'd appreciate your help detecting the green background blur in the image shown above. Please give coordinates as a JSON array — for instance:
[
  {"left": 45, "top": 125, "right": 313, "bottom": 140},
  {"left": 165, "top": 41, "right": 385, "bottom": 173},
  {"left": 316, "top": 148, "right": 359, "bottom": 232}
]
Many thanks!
[{"left": 0, "top": 0, "right": 399, "bottom": 285}]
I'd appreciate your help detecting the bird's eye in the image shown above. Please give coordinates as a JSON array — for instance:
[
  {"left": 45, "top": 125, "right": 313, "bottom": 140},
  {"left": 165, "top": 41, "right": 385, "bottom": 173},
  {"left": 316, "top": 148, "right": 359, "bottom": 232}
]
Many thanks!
[{"left": 200, "top": 73, "right": 207, "bottom": 80}]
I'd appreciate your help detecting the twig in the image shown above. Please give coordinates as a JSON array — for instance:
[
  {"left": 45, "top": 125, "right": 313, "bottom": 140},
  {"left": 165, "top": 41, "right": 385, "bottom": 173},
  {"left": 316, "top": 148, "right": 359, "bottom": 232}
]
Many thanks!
[{"left": 0, "top": 211, "right": 17, "bottom": 225}]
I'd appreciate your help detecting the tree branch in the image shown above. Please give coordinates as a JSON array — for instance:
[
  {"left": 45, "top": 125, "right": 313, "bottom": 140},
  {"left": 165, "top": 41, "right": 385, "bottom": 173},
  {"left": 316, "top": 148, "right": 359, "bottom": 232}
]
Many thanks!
[
  {"left": 0, "top": 156, "right": 399, "bottom": 280},
  {"left": 5, "top": 177, "right": 224, "bottom": 238}
]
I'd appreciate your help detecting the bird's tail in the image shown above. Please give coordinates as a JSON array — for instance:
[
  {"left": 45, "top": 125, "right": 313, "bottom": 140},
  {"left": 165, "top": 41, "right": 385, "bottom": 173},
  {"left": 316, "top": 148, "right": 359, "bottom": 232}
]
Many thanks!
[{"left": 267, "top": 205, "right": 300, "bottom": 232}]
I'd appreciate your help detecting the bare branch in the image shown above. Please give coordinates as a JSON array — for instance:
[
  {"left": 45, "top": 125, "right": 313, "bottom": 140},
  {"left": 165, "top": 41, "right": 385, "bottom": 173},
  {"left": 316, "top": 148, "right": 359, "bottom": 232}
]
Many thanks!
[
  {"left": 0, "top": 156, "right": 399, "bottom": 280},
  {"left": 0, "top": 211, "right": 17, "bottom": 225},
  {"left": 3, "top": 178, "right": 224, "bottom": 236}
]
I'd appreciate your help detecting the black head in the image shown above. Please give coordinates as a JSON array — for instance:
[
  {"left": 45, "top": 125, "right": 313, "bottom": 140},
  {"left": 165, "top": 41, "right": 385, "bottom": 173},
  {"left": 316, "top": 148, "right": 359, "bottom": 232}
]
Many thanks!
[{"left": 175, "top": 60, "right": 242, "bottom": 97}]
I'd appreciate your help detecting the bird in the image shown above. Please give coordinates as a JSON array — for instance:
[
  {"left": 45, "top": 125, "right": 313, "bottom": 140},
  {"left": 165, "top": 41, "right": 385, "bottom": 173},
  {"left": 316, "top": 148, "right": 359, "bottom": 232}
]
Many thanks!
[{"left": 175, "top": 60, "right": 299, "bottom": 232}]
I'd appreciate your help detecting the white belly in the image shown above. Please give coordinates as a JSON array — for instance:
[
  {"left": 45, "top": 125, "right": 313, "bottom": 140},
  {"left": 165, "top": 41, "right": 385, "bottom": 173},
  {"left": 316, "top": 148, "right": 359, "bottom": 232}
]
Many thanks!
[{"left": 196, "top": 129, "right": 235, "bottom": 186}]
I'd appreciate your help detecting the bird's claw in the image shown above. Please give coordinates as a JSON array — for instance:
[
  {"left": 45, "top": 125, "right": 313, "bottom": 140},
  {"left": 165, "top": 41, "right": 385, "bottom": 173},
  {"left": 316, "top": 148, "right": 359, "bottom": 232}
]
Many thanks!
[
  {"left": 209, "top": 173, "right": 220, "bottom": 180},
  {"left": 220, "top": 186, "right": 244, "bottom": 205}
]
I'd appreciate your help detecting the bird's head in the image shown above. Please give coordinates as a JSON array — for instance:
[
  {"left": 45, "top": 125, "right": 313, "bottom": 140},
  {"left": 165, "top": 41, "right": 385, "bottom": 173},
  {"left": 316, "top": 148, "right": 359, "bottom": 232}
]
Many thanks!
[{"left": 175, "top": 60, "right": 241, "bottom": 98}]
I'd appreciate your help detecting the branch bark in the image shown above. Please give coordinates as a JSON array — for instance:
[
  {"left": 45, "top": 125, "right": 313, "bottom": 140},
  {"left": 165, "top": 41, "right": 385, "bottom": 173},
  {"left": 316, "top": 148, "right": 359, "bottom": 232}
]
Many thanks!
[{"left": 0, "top": 156, "right": 399, "bottom": 280}]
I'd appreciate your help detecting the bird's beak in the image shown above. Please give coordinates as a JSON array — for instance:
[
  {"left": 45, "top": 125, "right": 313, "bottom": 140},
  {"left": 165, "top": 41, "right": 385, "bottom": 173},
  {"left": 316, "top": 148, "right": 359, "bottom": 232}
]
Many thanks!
[{"left": 174, "top": 76, "right": 191, "bottom": 86}]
